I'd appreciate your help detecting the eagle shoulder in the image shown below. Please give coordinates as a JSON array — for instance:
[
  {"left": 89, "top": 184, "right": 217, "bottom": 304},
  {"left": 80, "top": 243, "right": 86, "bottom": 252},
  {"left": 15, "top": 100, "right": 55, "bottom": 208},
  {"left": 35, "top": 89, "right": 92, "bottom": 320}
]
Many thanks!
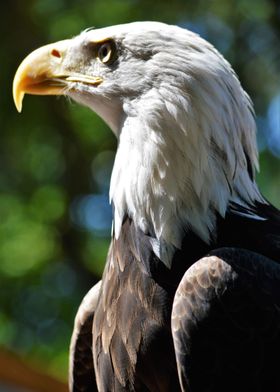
[{"left": 171, "top": 247, "right": 280, "bottom": 392}]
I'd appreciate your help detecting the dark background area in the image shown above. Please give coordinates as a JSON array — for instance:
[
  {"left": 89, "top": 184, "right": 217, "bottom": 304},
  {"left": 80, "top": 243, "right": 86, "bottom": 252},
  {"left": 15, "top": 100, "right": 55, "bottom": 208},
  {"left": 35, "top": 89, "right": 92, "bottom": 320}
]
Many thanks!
[{"left": 1, "top": 0, "right": 279, "bottom": 384}]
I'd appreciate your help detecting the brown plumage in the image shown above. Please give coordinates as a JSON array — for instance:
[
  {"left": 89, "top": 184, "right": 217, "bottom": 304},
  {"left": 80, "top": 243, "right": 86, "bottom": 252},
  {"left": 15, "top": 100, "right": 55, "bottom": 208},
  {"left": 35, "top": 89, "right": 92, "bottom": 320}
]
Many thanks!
[
  {"left": 172, "top": 248, "right": 280, "bottom": 391},
  {"left": 70, "top": 209, "right": 280, "bottom": 391}
]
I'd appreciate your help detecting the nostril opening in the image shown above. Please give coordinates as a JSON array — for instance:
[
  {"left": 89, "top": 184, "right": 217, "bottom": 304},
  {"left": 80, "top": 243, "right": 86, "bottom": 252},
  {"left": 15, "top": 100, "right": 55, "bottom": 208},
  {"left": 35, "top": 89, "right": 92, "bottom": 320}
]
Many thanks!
[{"left": 51, "top": 49, "right": 61, "bottom": 58}]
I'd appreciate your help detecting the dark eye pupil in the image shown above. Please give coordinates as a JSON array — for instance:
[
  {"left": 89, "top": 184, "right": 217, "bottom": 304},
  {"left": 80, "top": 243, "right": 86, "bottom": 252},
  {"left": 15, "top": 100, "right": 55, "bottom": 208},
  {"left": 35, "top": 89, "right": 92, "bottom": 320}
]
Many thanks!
[{"left": 101, "top": 45, "right": 108, "bottom": 58}]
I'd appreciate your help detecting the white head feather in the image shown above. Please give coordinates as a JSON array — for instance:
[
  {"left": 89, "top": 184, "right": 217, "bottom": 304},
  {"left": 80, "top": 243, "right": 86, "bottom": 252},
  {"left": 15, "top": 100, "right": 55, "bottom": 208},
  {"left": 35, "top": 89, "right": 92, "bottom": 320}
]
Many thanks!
[{"left": 68, "top": 22, "right": 264, "bottom": 267}]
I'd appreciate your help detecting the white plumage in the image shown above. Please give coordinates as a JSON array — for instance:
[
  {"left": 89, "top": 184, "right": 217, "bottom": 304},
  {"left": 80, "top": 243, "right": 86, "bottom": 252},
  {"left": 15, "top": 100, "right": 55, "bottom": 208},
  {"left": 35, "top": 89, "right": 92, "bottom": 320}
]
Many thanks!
[{"left": 68, "top": 22, "right": 264, "bottom": 266}]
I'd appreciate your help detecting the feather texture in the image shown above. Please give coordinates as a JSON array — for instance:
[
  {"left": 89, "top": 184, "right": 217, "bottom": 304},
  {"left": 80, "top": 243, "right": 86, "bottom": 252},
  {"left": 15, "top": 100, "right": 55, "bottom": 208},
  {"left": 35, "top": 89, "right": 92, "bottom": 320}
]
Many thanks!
[{"left": 172, "top": 249, "right": 280, "bottom": 392}]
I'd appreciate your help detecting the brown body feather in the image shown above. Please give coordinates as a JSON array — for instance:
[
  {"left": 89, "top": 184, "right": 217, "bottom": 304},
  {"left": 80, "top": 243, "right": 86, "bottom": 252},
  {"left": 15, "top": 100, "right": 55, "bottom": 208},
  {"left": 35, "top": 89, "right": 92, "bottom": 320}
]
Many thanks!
[
  {"left": 92, "top": 220, "right": 180, "bottom": 391},
  {"left": 70, "top": 202, "right": 280, "bottom": 391}
]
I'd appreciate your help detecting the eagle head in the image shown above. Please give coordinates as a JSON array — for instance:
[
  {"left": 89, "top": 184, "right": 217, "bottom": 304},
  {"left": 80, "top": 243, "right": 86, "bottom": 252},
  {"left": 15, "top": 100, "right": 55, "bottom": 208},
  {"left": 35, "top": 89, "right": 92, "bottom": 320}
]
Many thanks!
[{"left": 13, "top": 22, "right": 263, "bottom": 267}]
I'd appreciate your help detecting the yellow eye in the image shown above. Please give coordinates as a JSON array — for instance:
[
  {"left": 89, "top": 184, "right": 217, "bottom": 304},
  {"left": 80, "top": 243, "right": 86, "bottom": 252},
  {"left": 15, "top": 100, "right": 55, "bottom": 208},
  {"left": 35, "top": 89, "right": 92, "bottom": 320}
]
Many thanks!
[{"left": 97, "top": 41, "right": 116, "bottom": 64}]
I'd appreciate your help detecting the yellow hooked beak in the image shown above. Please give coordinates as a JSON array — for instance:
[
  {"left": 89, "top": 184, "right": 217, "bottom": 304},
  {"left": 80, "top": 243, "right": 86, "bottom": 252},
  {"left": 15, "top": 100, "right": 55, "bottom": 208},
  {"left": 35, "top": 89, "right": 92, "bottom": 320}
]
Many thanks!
[{"left": 13, "top": 39, "right": 103, "bottom": 112}]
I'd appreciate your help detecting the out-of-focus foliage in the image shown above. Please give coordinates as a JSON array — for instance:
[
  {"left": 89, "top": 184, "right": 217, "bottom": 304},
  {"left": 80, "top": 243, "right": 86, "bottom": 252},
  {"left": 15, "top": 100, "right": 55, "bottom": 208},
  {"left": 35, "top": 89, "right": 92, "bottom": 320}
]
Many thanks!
[{"left": 1, "top": 0, "right": 279, "bottom": 382}]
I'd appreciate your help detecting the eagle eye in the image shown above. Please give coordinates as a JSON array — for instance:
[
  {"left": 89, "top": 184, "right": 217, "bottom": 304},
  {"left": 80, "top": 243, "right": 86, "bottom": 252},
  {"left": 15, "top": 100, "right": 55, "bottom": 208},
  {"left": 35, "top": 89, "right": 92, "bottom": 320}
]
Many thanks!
[{"left": 97, "top": 40, "right": 117, "bottom": 65}]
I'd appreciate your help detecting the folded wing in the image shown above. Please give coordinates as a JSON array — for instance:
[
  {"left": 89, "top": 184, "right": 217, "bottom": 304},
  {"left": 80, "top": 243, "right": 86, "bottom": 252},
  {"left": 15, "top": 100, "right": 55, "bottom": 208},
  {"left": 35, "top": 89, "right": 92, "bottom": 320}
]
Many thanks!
[{"left": 171, "top": 248, "right": 280, "bottom": 392}]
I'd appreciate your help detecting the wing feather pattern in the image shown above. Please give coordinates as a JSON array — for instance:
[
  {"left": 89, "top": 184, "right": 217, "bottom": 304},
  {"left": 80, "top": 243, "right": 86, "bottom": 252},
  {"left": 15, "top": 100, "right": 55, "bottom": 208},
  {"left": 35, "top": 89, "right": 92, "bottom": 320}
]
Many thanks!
[
  {"left": 69, "top": 281, "right": 102, "bottom": 392},
  {"left": 171, "top": 247, "right": 280, "bottom": 392}
]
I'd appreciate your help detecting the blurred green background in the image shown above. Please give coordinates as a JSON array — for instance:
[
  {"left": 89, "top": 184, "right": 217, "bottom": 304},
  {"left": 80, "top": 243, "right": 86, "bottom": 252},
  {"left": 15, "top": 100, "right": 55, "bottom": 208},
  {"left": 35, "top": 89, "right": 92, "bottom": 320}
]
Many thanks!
[{"left": 1, "top": 0, "right": 280, "bottom": 383}]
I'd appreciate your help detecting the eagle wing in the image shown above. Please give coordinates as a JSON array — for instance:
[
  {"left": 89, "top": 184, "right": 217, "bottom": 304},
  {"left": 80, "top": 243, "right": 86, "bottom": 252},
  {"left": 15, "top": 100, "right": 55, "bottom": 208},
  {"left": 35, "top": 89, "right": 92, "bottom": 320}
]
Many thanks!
[
  {"left": 69, "top": 280, "right": 101, "bottom": 392},
  {"left": 171, "top": 248, "right": 280, "bottom": 392}
]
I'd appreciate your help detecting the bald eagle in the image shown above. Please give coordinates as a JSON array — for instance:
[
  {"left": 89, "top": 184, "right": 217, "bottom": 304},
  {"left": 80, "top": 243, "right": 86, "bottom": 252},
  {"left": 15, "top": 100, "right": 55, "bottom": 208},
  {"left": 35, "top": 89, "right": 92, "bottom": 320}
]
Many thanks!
[{"left": 13, "top": 22, "right": 280, "bottom": 392}]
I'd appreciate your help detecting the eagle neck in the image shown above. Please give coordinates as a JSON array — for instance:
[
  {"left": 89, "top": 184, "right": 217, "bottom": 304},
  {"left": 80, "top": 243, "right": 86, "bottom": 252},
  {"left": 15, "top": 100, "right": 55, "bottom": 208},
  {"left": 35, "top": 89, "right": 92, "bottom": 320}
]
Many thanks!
[{"left": 109, "top": 92, "right": 264, "bottom": 268}]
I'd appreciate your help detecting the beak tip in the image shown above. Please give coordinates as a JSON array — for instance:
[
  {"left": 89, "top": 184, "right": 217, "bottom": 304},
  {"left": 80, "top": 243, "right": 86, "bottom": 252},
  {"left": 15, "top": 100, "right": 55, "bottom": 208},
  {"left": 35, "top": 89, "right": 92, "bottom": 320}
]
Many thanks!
[
  {"left": 13, "top": 73, "right": 23, "bottom": 113},
  {"left": 13, "top": 90, "right": 24, "bottom": 113},
  {"left": 16, "top": 101, "right": 23, "bottom": 113}
]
